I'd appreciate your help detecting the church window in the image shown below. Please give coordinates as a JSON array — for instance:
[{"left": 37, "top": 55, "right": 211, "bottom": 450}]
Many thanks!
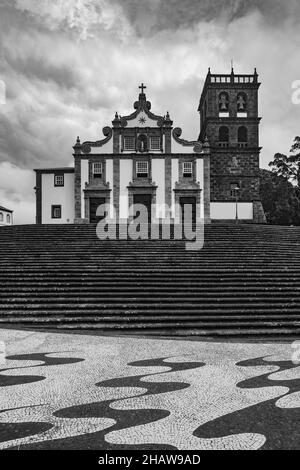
[
  {"left": 54, "top": 174, "right": 64, "bottom": 186},
  {"left": 238, "top": 126, "right": 248, "bottom": 147},
  {"left": 136, "top": 161, "right": 149, "bottom": 178},
  {"left": 230, "top": 183, "right": 240, "bottom": 198},
  {"left": 6, "top": 214, "right": 10, "bottom": 224},
  {"left": 124, "top": 136, "right": 135, "bottom": 151},
  {"left": 219, "top": 126, "right": 229, "bottom": 147},
  {"left": 51, "top": 205, "right": 62, "bottom": 219},
  {"left": 183, "top": 162, "right": 193, "bottom": 178},
  {"left": 150, "top": 136, "right": 160, "bottom": 150},
  {"left": 93, "top": 162, "right": 103, "bottom": 178},
  {"left": 0, "top": 212, "right": 3, "bottom": 222}
]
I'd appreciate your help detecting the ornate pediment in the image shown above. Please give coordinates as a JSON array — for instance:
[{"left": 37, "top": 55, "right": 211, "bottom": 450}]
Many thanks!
[
  {"left": 73, "top": 84, "right": 211, "bottom": 156},
  {"left": 112, "top": 84, "right": 173, "bottom": 129}
]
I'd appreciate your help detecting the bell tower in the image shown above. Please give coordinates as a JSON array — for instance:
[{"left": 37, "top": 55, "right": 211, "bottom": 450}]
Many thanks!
[{"left": 198, "top": 68, "right": 266, "bottom": 223}]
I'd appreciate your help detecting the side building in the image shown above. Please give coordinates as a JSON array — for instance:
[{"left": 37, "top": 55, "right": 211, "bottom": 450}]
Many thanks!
[{"left": 0, "top": 206, "right": 13, "bottom": 226}]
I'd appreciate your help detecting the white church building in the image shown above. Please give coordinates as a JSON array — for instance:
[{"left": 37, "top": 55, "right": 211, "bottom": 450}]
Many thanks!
[{"left": 34, "top": 74, "right": 265, "bottom": 226}]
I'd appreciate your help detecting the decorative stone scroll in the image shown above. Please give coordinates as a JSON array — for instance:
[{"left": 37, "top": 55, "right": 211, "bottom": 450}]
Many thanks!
[
  {"left": 172, "top": 127, "right": 203, "bottom": 153},
  {"left": 81, "top": 126, "right": 112, "bottom": 154}
]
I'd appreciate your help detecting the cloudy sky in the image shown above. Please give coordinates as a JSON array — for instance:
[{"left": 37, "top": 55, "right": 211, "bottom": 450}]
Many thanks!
[{"left": 0, "top": 0, "right": 300, "bottom": 224}]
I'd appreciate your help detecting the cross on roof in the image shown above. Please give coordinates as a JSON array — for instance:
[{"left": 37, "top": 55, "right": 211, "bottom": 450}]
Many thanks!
[{"left": 139, "top": 83, "right": 146, "bottom": 93}]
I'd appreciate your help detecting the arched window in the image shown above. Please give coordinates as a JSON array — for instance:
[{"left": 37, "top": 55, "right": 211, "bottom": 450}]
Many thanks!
[
  {"left": 6, "top": 214, "right": 10, "bottom": 224},
  {"left": 238, "top": 126, "right": 248, "bottom": 147},
  {"left": 218, "top": 92, "right": 229, "bottom": 112},
  {"left": 219, "top": 126, "right": 229, "bottom": 147},
  {"left": 0, "top": 212, "right": 3, "bottom": 222},
  {"left": 237, "top": 93, "right": 247, "bottom": 112}
]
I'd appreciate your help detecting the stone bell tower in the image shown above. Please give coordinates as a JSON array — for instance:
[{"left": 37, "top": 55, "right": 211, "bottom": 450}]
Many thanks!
[{"left": 198, "top": 68, "right": 266, "bottom": 223}]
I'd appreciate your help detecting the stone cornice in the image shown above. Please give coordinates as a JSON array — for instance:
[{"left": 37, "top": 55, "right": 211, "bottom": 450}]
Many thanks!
[{"left": 78, "top": 153, "right": 210, "bottom": 160}]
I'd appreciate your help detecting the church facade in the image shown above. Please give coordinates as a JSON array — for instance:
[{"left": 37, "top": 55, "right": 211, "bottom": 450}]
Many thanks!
[{"left": 34, "top": 70, "right": 265, "bottom": 226}]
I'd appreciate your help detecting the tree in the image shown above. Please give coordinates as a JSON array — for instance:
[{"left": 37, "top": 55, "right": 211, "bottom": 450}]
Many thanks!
[
  {"left": 269, "top": 136, "right": 300, "bottom": 186},
  {"left": 260, "top": 169, "right": 300, "bottom": 226}
]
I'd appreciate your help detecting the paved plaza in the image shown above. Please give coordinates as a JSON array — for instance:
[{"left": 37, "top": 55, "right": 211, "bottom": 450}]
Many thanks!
[{"left": 0, "top": 328, "right": 299, "bottom": 450}]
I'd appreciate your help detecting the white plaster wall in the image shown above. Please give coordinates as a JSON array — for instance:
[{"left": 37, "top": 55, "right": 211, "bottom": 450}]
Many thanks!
[
  {"left": 128, "top": 111, "right": 158, "bottom": 128},
  {"left": 210, "top": 202, "right": 253, "bottom": 220},
  {"left": 152, "top": 158, "right": 165, "bottom": 218},
  {"left": 42, "top": 173, "right": 74, "bottom": 224},
  {"left": 171, "top": 139, "right": 195, "bottom": 154},
  {"left": 106, "top": 158, "right": 114, "bottom": 218},
  {"left": 119, "top": 159, "right": 132, "bottom": 219},
  {"left": 81, "top": 159, "right": 88, "bottom": 217},
  {"left": 0, "top": 210, "right": 13, "bottom": 226},
  {"left": 89, "top": 139, "right": 113, "bottom": 154},
  {"left": 171, "top": 158, "right": 179, "bottom": 218}
]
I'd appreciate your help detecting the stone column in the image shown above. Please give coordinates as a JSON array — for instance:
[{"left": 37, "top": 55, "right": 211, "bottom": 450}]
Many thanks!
[
  {"left": 74, "top": 156, "right": 82, "bottom": 221},
  {"left": 164, "top": 156, "right": 172, "bottom": 219},
  {"left": 164, "top": 128, "right": 172, "bottom": 153},
  {"left": 35, "top": 170, "right": 42, "bottom": 224},
  {"left": 203, "top": 154, "right": 211, "bottom": 224},
  {"left": 113, "top": 157, "right": 120, "bottom": 221},
  {"left": 73, "top": 137, "right": 82, "bottom": 223}
]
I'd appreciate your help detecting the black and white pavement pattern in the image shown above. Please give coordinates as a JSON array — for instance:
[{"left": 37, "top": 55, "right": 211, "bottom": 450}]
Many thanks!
[{"left": 0, "top": 329, "right": 299, "bottom": 450}]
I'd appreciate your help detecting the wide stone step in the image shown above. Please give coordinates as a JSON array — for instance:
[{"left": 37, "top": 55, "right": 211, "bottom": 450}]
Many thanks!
[
  {"left": 1, "top": 318, "right": 299, "bottom": 329},
  {"left": 2, "top": 313, "right": 299, "bottom": 321},
  {"left": 1, "top": 223, "right": 300, "bottom": 335},
  {"left": 1, "top": 284, "right": 299, "bottom": 292},
  {"left": 1, "top": 319, "right": 299, "bottom": 334},
  {"left": 1, "top": 296, "right": 300, "bottom": 304},
  {"left": 1, "top": 307, "right": 300, "bottom": 315},
  {"left": 1, "top": 269, "right": 300, "bottom": 275},
  {"left": 1, "top": 292, "right": 299, "bottom": 299}
]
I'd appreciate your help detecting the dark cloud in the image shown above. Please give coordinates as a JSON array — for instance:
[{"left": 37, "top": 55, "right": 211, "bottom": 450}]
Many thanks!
[
  {"left": 0, "top": 0, "right": 300, "bottom": 223},
  {"left": 118, "top": 0, "right": 300, "bottom": 36},
  {"left": 4, "top": 55, "right": 78, "bottom": 91}
]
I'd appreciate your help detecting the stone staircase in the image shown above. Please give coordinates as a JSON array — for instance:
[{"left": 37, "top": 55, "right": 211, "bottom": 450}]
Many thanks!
[{"left": 0, "top": 223, "right": 300, "bottom": 336}]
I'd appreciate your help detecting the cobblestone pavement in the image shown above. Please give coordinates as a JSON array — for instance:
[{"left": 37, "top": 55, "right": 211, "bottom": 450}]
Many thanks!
[{"left": 0, "top": 329, "right": 299, "bottom": 450}]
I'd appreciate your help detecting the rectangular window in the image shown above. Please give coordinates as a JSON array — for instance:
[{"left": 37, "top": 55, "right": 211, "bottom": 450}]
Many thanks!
[
  {"left": 54, "top": 174, "right": 64, "bottom": 186},
  {"left": 51, "top": 205, "right": 62, "bottom": 219},
  {"left": 136, "top": 161, "right": 149, "bottom": 178},
  {"left": 230, "top": 183, "right": 240, "bottom": 197},
  {"left": 183, "top": 162, "right": 193, "bottom": 178},
  {"left": 93, "top": 162, "right": 103, "bottom": 178},
  {"left": 124, "top": 136, "right": 135, "bottom": 151},
  {"left": 150, "top": 136, "right": 160, "bottom": 150}
]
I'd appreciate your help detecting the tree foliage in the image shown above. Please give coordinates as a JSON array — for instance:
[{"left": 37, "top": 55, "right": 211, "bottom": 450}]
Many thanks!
[
  {"left": 260, "top": 169, "right": 300, "bottom": 226},
  {"left": 269, "top": 136, "right": 300, "bottom": 186}
]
